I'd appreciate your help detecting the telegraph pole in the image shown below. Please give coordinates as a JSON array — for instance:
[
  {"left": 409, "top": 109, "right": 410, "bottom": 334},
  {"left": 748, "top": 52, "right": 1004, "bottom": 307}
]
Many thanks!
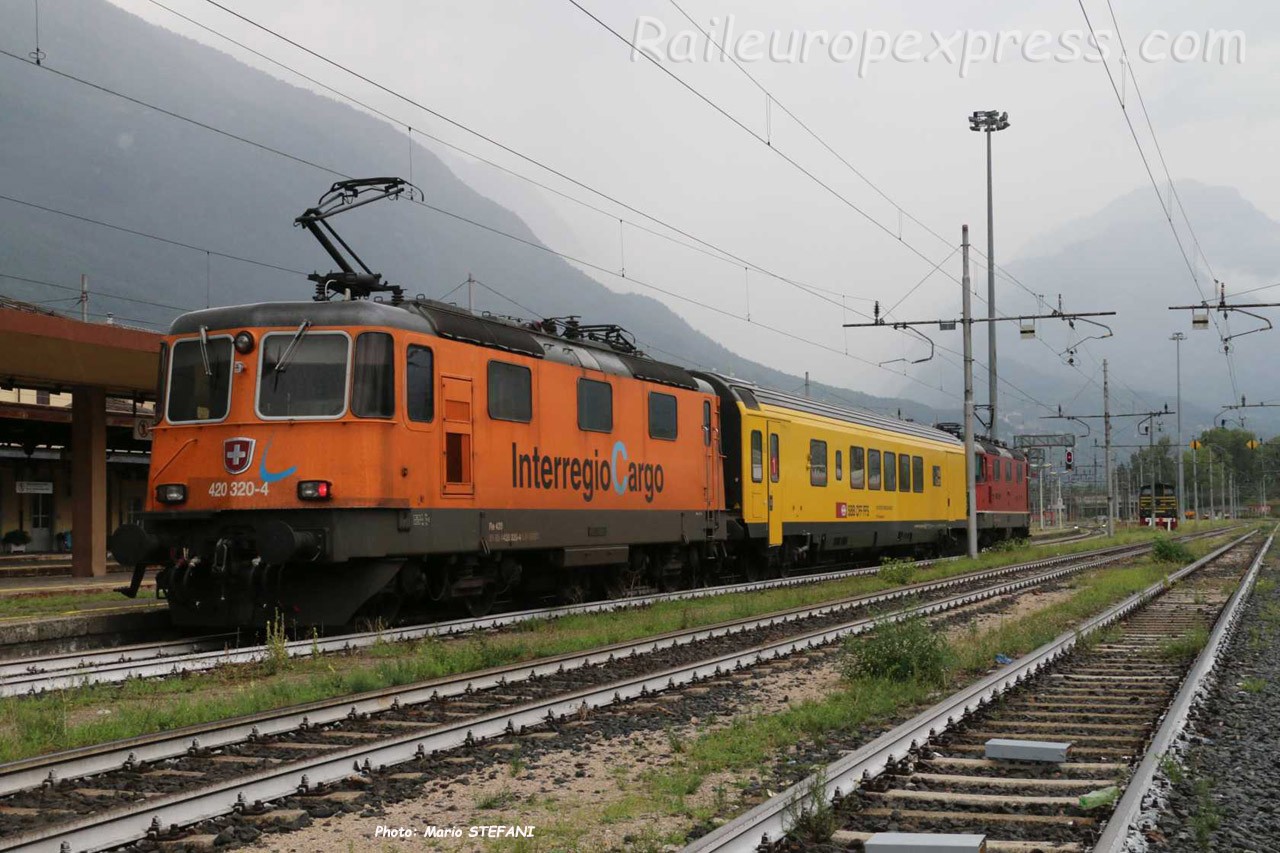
[
  {"left": 962, "top": 226, "right": 978, "bottom": 558},
  {"left": 80, "top": 274, "right": 88, "bottom": 322},
  {"left": 1103, "top": 359, "right": 1115, "bottom": 537}
]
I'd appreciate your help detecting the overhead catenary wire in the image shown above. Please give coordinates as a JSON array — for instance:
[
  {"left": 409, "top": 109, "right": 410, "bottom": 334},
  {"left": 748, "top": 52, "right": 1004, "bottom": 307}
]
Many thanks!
[
  {"left": 13, "top": 3, "right": 1060, "bottom": 414},
  {"left": 1075, "top": 0, "right": 1239, "bottom": 402}
]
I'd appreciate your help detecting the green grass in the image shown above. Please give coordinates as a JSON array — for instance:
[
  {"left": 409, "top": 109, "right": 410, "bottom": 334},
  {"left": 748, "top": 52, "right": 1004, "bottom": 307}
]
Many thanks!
[
  {"left": 0, "top": 527, "right": 1233, "bottom": 763},
  {"left": 1240, "top": 676, "right": 1267, "bottom": 693},
  {"left": 637, "top": 536, "right": 1232, "bottom": 825},
  {"left": 1160, "top": 627, "right": 1211, "bottom": 662},
  {"left": 0, "top": 591, "right": 155, "bottom": 620}
]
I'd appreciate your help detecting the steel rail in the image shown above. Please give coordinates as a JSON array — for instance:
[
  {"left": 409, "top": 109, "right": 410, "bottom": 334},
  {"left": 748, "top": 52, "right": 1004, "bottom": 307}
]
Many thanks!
[
  {"left": 1093, "top": 526, "right": 1276, "bottom": 853},
  {"left": 0, "top": 562, "right": 925, "bottom": 691},
  {"left": 681, "top": 529, "right": 1259, "bottom": 853},
  {"left": 0, "top": 540, "right": 1149, "bottom": 800},
  {"left": 0, "top": 545, "right": 1162, "bottom": 851},
  {"left": 1, "top": 534, "right": 1181, "bottom": 697}
]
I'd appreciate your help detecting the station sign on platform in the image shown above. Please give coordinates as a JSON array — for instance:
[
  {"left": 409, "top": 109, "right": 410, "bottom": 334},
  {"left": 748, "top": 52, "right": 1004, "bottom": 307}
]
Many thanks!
[{"left": 15, "top": 481, "right": 53, "bottom": 494}]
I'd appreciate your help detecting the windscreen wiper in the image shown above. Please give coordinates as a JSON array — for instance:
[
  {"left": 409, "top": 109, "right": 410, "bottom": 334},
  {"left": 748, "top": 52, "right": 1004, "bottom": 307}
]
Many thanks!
[
  {"left": 271, "top": 320, "right": 313, "bottom": 376},
  {"left": 198, "top": 326, "right": 212, "bottom": 377}
]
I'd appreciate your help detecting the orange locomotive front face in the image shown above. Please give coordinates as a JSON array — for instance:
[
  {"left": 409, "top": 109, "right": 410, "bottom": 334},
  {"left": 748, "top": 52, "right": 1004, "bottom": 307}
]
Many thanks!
[{"left": 124, "top": 299, "right": 725, "bottom": 627}]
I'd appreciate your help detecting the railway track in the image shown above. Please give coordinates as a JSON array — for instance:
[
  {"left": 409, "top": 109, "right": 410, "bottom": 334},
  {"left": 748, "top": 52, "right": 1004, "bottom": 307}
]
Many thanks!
[
  {"left": 684, "top": 527, "right": 1267, "bottom": 853},
  {"left": 0, "top": 534, "right": 1200, "bottom": 698},
  {"left": 2, "top": 531, "right": 1231, "bottom": 698},
  {"left": 0, "top": 530, "right": 1224, "bottom": 852}
]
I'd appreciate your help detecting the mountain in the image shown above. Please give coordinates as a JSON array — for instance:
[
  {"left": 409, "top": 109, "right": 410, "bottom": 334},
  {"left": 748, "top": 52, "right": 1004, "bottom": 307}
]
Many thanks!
[
  {"left": 996, "top": 182, "right": 1280, "bottom": 444},
  {"left": 0, "top": 0, "right": 942, "bottom": 423}
]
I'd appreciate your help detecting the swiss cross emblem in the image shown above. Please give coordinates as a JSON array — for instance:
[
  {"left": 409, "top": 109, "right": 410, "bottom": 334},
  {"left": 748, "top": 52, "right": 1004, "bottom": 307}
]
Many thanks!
[
  {"left": 836, "top": 502, "right": 848, "bottom": 519},
  {"left": 223, "top": 437, "right": 256, "bottom": 475}
]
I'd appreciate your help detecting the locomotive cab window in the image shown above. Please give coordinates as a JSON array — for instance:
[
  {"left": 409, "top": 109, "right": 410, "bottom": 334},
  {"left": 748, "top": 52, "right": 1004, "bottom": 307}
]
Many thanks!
[
  {"left": 809, "top": 439, "right": 828, "bottom": 487},
  {"left": 577, "top": 378, "right": 613, "bottom": 432},
  {"left": 257, "top": 331, "right": 349, "bottom": 419},
  {"left": 703, "top": 401, "right": 713, "bottom": 446},
  {"left": 168, "top": 335, "right": 233, "bottom": 423},
  {"left": 352, "top": 332, "right": 395, "bottom": 418},
  {"left": 975, "top": 454, "right": 986, "bottom": 482},
  {"left": 992, "top": 459, "right": 1001, "bottom": 481},
  {"left": 750, "top": 431, "right": 764, "bottom": 482},
  {"left": 406, "top": 345, "right": 434, "bottom": 422},
  {"left": 898, "top": 453, "right": 910, "bottom": 492},
  {"left": 835, "top": 450, "right": 843, "bottom": 481},
  {"left": 868, "top": 449, "right": 881, "bottom": 490},
  {"left": 912, "top": 456, "right": 924, "bottom": 493},
  {"left": 649, "top": 392, "right": 678, "bottom": 440},
  {"left": 850, "top": 446, "right": 865, "bottom": 489},
  {"left": 488, "top": 361, "right": 532, "bottom": 423}
]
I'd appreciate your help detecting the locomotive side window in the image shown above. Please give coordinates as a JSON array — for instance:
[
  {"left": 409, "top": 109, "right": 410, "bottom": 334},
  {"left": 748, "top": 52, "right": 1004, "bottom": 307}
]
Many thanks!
[
  {"left": 703, "top": 401, "right": 712, "bottom": 446},
  {"left": 933, "top": 464, "right": 942, "bottom": 487},
  {"left": 769, "top": 433, "right": 780, "bottom": 483},
  {"left": 648, "top": 392, "right": 678, "bottom": 440},
  {"left": 488, "top": 361, "right": 532, "bottom": 423},
  {"left": 975, "top": 454, "right": 986, "bottom": 482},
  {"left": 912, "top": 456, "right": 924, "bottom": 493},
  {"left": 884, "top": 451, "right": 897, "bottom": 491},
  {"left": 577, "top": 378, "right": 613, "bottom": 433},
  {"left": 809, "top": 439, "right": 828, "bottom": 487},
  {"left": 992, "top": 458, "right": 1001, "bottom": 481},
  {"left": 868, "top": 449, "right": 881, "bottom": 490},
  {"left": 352, "top": 332, "right": 395, "bottom": 418},
  {"left": 257, "top": 332, "right": 349, "bottom": 419},
  {"left": 168, "top": 336, "right": 233, "bottom": 423},
  {"left": 1016, "top": 462, "right": 1023, "bottom": 483},
  {"left": 898, "top": 453, "right": 911, "bottom": 492},
  {"left": 406, "top": 345, "right": 434, "bottom": 422},
  {"left": 1005, "top": 460, "right": 1012, "bottom": 481},
  {"left": 750, "top": 431, "right": 763, "bottom": 482},
  {"left": 835, "top": 450, "right": 843, "bottom": 481},
  {"left": 850, "top": 446, "right": 865, "bottom": 489}
]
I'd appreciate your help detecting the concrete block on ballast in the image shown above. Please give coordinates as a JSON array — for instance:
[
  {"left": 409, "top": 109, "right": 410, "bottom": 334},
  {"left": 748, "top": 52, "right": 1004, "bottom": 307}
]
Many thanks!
[
  {"left": 864, "top": 833, "right": 987, "bottom": 853},
  {"left": 985, "top": 737, "right": 1072, "bottom": 762}
]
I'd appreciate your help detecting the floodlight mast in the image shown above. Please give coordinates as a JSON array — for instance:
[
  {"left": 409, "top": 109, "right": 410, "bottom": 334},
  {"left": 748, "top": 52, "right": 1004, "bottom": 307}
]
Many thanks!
[{"left": 970, "top": 109, "right": 1010, "bottom": 439}]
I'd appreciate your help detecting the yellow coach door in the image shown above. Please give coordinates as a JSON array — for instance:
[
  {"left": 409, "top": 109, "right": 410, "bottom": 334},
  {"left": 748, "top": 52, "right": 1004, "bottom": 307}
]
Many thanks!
[{"left": 766, "top": 421, "right": 783, "bottom": 546}]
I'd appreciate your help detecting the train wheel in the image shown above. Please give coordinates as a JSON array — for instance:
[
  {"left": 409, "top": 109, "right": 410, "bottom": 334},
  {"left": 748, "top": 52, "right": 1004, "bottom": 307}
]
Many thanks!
[
  {"left": 606, "top": 562, "right": 646, "bottom": 599},
  {"left": 464, "top": 586, "right": 498, "bottom": 618}
]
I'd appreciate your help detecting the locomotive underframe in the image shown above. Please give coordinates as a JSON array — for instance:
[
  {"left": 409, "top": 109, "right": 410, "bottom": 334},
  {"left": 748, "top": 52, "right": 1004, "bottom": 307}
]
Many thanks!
[{"left": 118, "top": 507, "right": 723, "bottom": 627}]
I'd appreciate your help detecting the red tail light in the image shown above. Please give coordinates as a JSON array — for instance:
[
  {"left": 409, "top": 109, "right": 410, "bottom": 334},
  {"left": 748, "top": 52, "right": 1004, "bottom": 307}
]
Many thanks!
[{"left": 297, "top": 480, "right": 332, "bottom": 501}]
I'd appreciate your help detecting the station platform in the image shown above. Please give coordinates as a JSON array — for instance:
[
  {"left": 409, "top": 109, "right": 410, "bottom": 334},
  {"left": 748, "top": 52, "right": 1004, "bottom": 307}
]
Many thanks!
[{"left": 0, "top": 558, "right": 155, "bottom": 600}]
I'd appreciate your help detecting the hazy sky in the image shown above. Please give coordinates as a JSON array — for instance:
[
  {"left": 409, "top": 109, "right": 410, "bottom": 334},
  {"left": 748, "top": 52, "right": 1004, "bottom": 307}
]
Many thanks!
[{"left": 82, "top": 1, "right": 1280, "bottom": 401}]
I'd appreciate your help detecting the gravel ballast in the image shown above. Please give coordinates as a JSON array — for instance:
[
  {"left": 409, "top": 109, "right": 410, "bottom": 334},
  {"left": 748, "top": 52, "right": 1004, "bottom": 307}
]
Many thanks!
[{"left": 1151, "top": 554, "right": 1280, "bottom": 852}]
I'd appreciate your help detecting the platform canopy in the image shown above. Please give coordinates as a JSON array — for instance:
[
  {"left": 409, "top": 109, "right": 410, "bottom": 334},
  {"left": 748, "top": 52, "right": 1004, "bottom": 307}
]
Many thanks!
[{"left": 0, "top": 302, "right": 162, "bottom": 397}]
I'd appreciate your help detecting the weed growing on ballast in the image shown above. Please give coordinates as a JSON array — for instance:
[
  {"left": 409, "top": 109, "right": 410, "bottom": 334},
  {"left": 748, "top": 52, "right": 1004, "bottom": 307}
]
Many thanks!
[
  {"left": 840, "top": 616, "right": 950, "bottom": 686},
  {"left": 1152, "top": 536, "right": 1194, "bottom": 563}
]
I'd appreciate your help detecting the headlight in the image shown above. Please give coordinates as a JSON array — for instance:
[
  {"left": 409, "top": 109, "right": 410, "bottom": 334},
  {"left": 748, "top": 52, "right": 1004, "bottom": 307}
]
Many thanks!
[
  {"left": 155, "top": 484, "right": 187, "bottom": 505},
  {"left": 233, "top": 330, "right": 256, "bottom": 354},
  {"left": 297, "top": 480, "right": 332, "bottom": 501}
]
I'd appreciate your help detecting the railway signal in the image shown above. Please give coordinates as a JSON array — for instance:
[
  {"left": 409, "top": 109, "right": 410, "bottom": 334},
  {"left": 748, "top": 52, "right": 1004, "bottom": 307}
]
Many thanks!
[{"left": 1065, "top": 450, "right": 1074, "bottom": 471}]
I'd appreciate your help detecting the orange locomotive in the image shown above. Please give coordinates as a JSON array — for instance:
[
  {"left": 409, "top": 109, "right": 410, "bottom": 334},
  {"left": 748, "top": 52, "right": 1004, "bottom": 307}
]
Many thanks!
[
  {"left": 111, "top": 178, "right": 1029, "bottom": 627},
  {"left": 111, "top": 299, "right": 725, "bottom": 626}
]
